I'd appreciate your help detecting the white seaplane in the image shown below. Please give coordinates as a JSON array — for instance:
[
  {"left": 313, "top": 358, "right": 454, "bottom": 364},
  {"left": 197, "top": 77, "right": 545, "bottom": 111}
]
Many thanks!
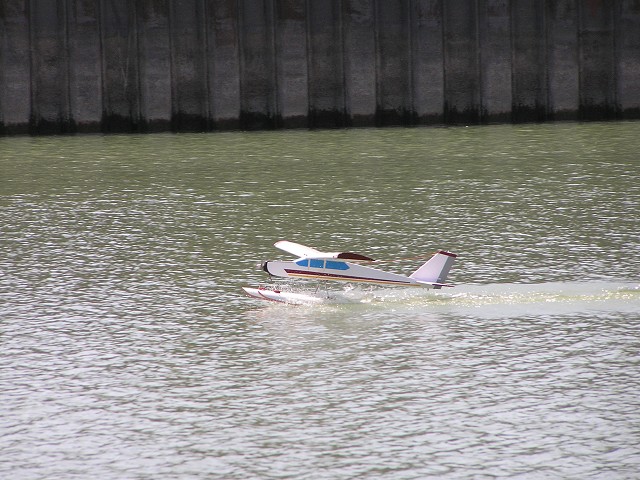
[{"left": 242, "top": 240, "right": 457, "bottom": 305}]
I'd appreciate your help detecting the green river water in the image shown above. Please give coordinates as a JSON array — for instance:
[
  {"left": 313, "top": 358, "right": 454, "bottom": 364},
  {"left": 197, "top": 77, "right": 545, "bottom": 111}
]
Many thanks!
[{"left": 1, "top": 122, "right": 639, "bottom": 478}]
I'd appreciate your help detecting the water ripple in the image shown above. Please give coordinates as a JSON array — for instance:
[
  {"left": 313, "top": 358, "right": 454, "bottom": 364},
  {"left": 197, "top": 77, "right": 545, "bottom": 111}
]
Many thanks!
[{"left": 1, "top": 124, "right": 639, "bottom": 478}]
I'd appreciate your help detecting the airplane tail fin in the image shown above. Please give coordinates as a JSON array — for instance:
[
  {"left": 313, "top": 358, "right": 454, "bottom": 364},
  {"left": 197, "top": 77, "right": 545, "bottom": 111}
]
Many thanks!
[{"left": 409, "top": 251, "right": 457, "bottom": 289}]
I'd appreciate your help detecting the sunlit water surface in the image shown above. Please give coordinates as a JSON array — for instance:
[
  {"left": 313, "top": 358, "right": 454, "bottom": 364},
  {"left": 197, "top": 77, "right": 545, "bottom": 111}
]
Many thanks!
[{"left": 1, "top": 123, "right": 639, "bottom": 479}]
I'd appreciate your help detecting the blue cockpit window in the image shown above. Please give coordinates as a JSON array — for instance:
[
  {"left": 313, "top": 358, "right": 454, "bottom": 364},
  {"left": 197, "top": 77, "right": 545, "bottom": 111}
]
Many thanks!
[
  {"left": 326, "top": 261, "right": 349, "bottom": 270},
  {"left": 296, "top": 259, "right": 349, "bottom": 270}
]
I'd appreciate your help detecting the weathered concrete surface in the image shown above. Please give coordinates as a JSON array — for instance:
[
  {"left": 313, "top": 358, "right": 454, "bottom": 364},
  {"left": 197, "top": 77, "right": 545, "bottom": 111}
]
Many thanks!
[
  {"left": 307, "top": 0, "right": 346, "bottom": 128},
  {"left": 443, "top": 0, "right": 480, "bottom": 124},
  {"left": 547, "top": 0, "right": 580, "bottom": 121},
  {"left": 29, "top": 0, "right": 70, "bottom": 133},
  {"left": 208, "top": 0, "right": 241, "bottom": 130},
  {"left": 343, "top": 0, "right": 376, "bottom": 126},
  {"left": 478, "top": 0, "right": 512, "bottom": 123},
  {"left": 275, "top": 0, "right": 308, "bottom": 128},
  {"left": 1, "top": 0, "right": 639, "bottom": 134},
  {"left": 510, "top": 0, "right": 547, "bottom": 122},
  {"left": 411, "top": 0, "right": 444, "bottom": 124},
  {"left": 69, "top": 0, "right": 103, "bottom": 132},
  {"left": 1, "top": 1, "right": 31, "bottom": 134},
  {"left": 618, "top": 0, "right": 640, "bottom": 119},
  {"left": 138, "top": 0, "right": 172, "bottom": 132}
]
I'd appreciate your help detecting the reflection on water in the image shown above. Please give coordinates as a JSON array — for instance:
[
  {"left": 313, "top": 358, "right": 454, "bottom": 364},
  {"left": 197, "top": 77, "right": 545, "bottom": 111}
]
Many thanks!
[{"left": 1, "top": 122, "right": 639, "bottom": 478}]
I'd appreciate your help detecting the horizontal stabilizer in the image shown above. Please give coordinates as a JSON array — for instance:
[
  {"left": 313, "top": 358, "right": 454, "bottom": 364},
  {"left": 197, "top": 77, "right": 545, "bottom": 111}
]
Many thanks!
[{"left": 415, "top": 281, "right": 455, "bottom": 288}]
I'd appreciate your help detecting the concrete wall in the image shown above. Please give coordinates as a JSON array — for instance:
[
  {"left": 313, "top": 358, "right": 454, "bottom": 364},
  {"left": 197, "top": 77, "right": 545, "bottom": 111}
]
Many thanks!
[{"left": 1, "top": 0, "right": 639, "bottom": 134}]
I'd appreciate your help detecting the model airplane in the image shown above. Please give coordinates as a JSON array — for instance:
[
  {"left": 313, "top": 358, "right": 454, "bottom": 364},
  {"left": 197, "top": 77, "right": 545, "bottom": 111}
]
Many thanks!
[{"left": 242, "top": 240, "right": 457, "bottom": 304}]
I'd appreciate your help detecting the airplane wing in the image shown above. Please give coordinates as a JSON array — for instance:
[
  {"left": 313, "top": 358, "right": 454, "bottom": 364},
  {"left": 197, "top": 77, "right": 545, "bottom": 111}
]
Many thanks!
[
  {"left": 274, "top": 240, "right": 325, "bottom": 258},
  {"left": 274, "top": 240, "right": 374, "bottom": 262}
]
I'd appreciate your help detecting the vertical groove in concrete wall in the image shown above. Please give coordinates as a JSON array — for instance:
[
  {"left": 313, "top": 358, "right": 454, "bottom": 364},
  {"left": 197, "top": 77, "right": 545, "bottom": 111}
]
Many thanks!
[
  {"left": 511, "top": 0, "right": 547, "bottom": 122},
  {"left": 443, "top": 0, "right": 480, "bottom": 124},
  {"left": 617, "top": 0, "right": 640, "bottom": 118},
  {"left": 411, "top": 0, "right": 444, "bottom": 124},
  {"left": 1, "top": 0, "right": 639, "bottom": 134},
  {"left": 375, "top": 0, "right": 411, "bottom": 126},
  {"left": 169, "top": 0, "right": 208, "bottom": 131},
  {"left": 275, "top": 0, "right": 308, "bottom": 128},
  {"left": 138, "top": 0, "right": 171, "bottom": 132},
  {"left": 100, "top": 0, "right": 141, "bottom": 132},
  {"left": 478, "top": 0, "right": 512, "bottom": 123},
  {"left": 208, "top": 0, "right": 241, "bottom": 130},
  {"left": 29, "top": 0, "right": 71, "bottom": 133},
  {"left": 546, "top": 0, "right": 580, "bottom": 121},
  {"left": 579, "top": 0, "right": 618, "bottom": 120},
  {"left": 1, "top": 1, "right": 31, "bottom": 134},
  {"left": 307, "top": 0, "right": 346, "bottom": 128},
  {"left": 68, "top": 0, "right": 102, "bottom": 132},
  {"left": 238, "top": 0, "right": 278, "bottom": 129},
  {"left": 342, "top": 0, "right": 376, "bottom": 126}
]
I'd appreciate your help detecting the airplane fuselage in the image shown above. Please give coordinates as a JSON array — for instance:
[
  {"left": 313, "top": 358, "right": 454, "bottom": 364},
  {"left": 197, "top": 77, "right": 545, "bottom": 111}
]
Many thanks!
[{"left": 262, "top": 258, "right": 420, "bottom": 287}]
